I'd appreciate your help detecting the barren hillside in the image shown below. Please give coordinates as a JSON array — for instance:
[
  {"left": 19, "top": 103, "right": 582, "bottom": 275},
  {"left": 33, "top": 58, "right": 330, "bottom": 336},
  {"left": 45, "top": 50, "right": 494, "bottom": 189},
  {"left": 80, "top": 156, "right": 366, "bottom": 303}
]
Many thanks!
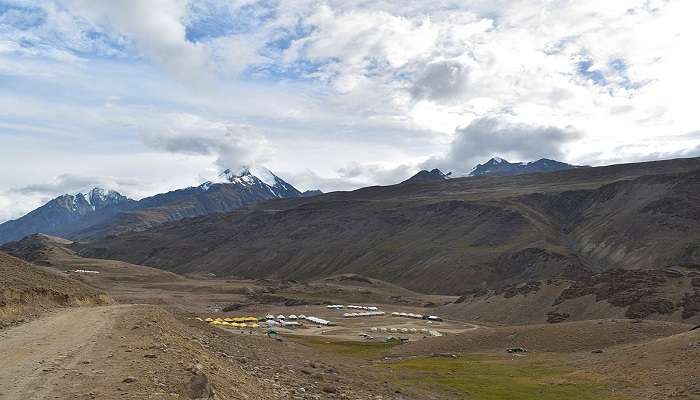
[
  {"left": 0, "top": 251, "right": 109, "bottom": 327},
  {"left": 76, "top": 158, "right": 700, "bottom": 294}
]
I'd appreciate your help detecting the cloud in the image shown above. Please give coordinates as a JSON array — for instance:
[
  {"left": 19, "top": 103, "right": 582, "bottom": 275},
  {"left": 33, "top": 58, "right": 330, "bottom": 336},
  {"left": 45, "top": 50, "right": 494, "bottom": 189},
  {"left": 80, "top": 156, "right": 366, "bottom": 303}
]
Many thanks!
[
  {"left": 336, "top": 162, "right": 414, "bottom": 186},
  {"left": 410, "top": 60, "right": 470, "bottom": 101},
  {"left": 282, "top": 162, "right": 414, "bottom": 192},
  {"left": 13, "top": 174, "right": 110, "bottom": 196},
  {"left": 426, "top": 117, "right": 580, "bottom": 172},
  {"left": 3, "top": 173, "right": 147, "bottom": 223},
  {"left": 2, "top": 0, "right": 700, "bottom": 221},
  {"left": 11, "top": 172, "right": 150, "bottom": 197},
  {"left": 64, "top": 0, "right": 208, "bottom": 80},
  {"left": 141, "top": 113, "right": 272, "bottom": 171}
]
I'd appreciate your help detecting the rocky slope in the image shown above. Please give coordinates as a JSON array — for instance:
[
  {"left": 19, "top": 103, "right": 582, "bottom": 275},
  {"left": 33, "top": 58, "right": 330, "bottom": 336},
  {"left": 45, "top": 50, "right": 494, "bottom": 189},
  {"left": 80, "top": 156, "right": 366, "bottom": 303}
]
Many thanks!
[
  {"left": 75, "top": 157, "right": 700, "bottom": 295},
  {"left": 0, "top": 251, "right": 109, "bottom": 327},
  {"left": 438, "top": 265, "right": 700, "bottom": 324}
]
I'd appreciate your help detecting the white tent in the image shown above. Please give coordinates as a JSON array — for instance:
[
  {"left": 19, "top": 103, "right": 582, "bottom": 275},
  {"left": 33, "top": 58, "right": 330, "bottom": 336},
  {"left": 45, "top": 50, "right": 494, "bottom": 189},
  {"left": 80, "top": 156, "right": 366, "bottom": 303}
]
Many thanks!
[{"left": 305, "top": 316, "right": 332, "bottom": 325}]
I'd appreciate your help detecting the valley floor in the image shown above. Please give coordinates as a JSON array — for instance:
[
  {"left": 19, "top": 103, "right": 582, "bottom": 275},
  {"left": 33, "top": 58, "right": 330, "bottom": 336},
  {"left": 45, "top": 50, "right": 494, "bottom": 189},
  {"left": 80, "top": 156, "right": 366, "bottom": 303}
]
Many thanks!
[{"left": 1, "top": 241, "right": 698, "bottom": 399}]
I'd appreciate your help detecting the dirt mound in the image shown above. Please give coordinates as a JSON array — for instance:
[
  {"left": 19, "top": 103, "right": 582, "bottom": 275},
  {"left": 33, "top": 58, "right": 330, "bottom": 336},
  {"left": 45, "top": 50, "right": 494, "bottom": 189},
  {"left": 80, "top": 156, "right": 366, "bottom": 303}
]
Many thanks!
[
  {"left": 392, "top": 319, "right": 692, "bottom": 356},
  {"left": 0, "top": 251, "right": 109, "bottom": 327}
]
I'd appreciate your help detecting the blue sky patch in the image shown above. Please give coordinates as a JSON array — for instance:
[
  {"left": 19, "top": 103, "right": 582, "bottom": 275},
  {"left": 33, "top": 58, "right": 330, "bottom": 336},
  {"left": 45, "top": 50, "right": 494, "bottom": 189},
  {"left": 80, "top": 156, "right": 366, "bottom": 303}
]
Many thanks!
[
  {"left": 186, "top": 0, "right": 278, "bottom": 42},
  {"left": 576, "top": 59, "right": 606, "bottom": 85},
  {"left": 0, "top": 1, "right": 47, "bottom": 30}
]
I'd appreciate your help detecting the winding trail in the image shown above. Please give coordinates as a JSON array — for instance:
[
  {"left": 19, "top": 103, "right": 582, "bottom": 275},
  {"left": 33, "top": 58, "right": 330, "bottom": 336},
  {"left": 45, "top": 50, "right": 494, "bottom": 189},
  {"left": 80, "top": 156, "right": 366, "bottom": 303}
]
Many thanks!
[{"left": 0, "top": 305, "right": 130, "bottom": 399}]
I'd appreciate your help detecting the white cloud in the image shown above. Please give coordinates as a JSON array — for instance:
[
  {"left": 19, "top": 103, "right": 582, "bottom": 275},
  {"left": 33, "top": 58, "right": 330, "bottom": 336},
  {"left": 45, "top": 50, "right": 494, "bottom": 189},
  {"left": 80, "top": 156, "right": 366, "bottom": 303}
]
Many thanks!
[
  {"left": 64, "top": 0, "right": 209, "bottom": 80},
  {"left": 141, "top": 113, "right": 273, "bottom": 171},
  {"left": 0, "top": 0, "right": 699, "bottom": 221},
  {"left": 425, "top": 117, "right": 581, "bottom": 173}
]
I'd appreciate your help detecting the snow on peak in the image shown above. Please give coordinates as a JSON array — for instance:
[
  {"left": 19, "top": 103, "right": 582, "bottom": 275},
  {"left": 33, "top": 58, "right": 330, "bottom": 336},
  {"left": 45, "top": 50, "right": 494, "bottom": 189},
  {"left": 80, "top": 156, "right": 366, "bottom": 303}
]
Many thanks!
[
  {"left": 73, "top": 187, "right": 126, "bottom": 209},
  {"left": 219, "top": 166, "right": 280, "bottom": 188},
  {"left": 247, "top": 166, "right": 278, "bottom": 187},
  {"left": 491, "top": 157, "right": 507, "bottom": 164},
  {"left": 214, "top": 166, "right": 302, "bottom": 198}
]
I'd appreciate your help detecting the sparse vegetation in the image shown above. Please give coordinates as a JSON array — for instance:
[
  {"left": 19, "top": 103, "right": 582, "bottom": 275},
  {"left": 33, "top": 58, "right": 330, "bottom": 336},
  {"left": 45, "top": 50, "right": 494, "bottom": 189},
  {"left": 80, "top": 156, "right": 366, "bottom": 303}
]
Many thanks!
[
  {"left": 387, "top": 353, "right": 630, "bottom": 400},
  {"left": 291, "top": 336, "right": 400, "bottom": 358}
]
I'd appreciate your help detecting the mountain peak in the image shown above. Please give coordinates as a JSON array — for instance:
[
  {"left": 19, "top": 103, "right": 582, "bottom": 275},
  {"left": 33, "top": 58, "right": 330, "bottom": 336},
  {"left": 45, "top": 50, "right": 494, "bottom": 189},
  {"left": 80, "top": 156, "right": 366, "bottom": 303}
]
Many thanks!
[
  {"left": 402, "top": 168, "right": 451, "bottom": 184},
  {"left": 217, "top": 166, "right": 302, "bottom": 198},
  {"left": 467, "top": 157, "right": 580, "bottom": 177},
  {"left": 79, "top": 187, "right": 129, "bottom": 210}
]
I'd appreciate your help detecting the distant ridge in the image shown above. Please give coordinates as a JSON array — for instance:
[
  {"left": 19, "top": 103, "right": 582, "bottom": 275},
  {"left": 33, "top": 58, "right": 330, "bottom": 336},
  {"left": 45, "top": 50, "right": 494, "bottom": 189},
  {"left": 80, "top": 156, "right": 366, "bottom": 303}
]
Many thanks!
[
  {"left": 402, "top": 168, "right": 451, "bottom": 184},
  {"left": 0, "top": 166, "right": 320, "bottom": 244},
  {"left": 466, "top": 157, "right": 583, "bottom": 177},
  {"left": 77, "top": 157, "right": 700, "bottom": 295}
]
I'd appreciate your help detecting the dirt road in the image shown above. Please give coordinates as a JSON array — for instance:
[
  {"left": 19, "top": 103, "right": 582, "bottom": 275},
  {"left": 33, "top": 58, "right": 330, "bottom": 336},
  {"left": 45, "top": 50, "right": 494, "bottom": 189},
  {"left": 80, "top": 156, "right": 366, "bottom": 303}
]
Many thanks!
[{"left": 0, "top": 305, "right": 129, "bottom": 399}]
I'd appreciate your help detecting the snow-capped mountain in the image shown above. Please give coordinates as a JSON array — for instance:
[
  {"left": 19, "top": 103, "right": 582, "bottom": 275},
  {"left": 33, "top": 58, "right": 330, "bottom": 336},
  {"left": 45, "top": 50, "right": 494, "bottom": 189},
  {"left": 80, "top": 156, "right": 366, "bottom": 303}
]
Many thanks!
[
  {"left": 0, "top": 188, "right": 135, "bottom": 244},
  {"left": 466, "top": 158, "right": 582, "bottom": 177},
  {"left": 216, "top": 166, "right": 302, "bottom": 198},
  {"left": 0, "top": 167, "right": 321, "bottom": 244},
  {"left": 84, "top": 188, "right": 130, "bottom": 210}
]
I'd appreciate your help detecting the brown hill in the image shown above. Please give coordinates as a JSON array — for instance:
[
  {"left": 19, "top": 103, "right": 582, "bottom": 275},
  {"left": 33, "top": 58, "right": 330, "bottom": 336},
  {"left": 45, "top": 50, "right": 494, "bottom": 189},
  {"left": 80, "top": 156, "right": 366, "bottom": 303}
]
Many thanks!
[
  {"left": 0, "top": 251, "right": 108, "bottom": 327},
  {"left": 76, "top": 157, "right": 700, "bottom": 295},
  {"left": 439, "top": 265, "right": 700, "bottom": 325}
]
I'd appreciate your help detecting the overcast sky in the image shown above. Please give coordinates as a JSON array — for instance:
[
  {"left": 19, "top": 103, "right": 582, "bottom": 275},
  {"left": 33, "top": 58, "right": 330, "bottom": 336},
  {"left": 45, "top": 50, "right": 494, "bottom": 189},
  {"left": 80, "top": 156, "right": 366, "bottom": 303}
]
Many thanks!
[{"left": 1, "top": 0, "right": 700, "bottom": 222}]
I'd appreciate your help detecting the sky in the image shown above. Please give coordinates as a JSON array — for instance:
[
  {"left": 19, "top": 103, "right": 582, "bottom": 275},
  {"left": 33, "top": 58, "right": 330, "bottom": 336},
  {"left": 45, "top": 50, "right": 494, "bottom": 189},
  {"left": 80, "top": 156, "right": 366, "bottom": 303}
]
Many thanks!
[{"left": 1, "top": 0, "right": 700, "bottom": 222}]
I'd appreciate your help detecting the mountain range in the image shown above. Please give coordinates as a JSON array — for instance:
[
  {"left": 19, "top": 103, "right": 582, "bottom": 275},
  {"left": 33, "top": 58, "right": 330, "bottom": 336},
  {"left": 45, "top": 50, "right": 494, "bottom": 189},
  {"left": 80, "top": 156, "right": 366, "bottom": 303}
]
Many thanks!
[
  {"left": 0, "top": 167, "right": 318, "bottom": 244},
  {"left": 1, "top": 158, "right": 579, "bottom": 245},
  {"left": 67, "top": 157, "right": 700, "bottom": 296},
  {"left": 465, "top": 157, "right": 583, "bottom": 177},
  {"left": 402, "top": 157, "right": 581, "bottom": 184}
]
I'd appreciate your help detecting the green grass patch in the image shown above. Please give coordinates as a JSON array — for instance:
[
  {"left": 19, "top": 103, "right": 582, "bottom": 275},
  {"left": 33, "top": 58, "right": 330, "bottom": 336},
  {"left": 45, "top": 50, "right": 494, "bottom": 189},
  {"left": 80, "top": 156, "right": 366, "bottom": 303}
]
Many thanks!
[
  {"left": 387, "top": 353, "right": 629, "bottom": 400},
  {"left": 291, "top": 335, "right": 400, "bottom": 359}
]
